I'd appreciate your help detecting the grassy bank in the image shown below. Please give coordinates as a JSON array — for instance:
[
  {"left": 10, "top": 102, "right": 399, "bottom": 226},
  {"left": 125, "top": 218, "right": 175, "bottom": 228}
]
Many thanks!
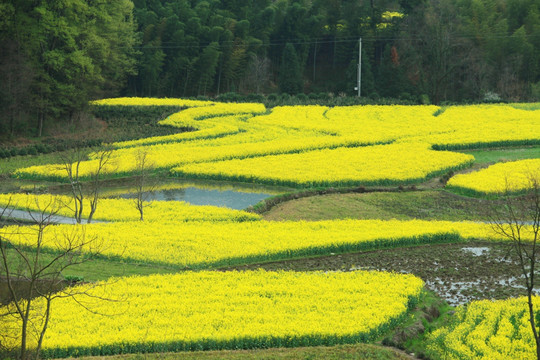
[
  {"left": 262, "top": 190, "right": 497, "bottom": 222},
  {"left": 64, "top": 343, "right": 412, "bottom": 360},
  {"left": 460, "top": 145, "right": 540, "bottom": 165}
]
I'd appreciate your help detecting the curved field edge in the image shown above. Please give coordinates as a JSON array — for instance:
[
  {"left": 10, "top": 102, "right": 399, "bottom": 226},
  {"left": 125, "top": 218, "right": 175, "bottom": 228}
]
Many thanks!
[
  {"left": 0, "top": 193, "right": 261, "bottom": 223},
  {"left": 445, "top": 158, "right": 540, "bottom": 196},
  {"left": 190, "top": 232, "right": 464, "bottom": 270},
  {"left": 458, "top": 146, "right": 540, "bottom": 165},
  {"left": 23, "top": 271, "right": 423, "bottom": 359},
  {"left": 10, "top": 140, "right": 394, "bottom": 183},
  {"left": 3, "top": 218, "right": 528, "bottom": 270},
  {"left": 247, "top": 186, "right": 408, "bottom": 214},
  {"left": 431, "top": 139, "right": 540, "bottom": 151},
  {"left": 0, "top": 230, "right": 464, "bottom": 270},
  {"left": 41, "top": 326, "right": 415, "bottom": 359},
  {"left": 170, "top": 155, "right": 474, "bottom": 189},
  {"left": 444, "top": 184, "right": 534, "bottom": 198},
  {"left": 59, "top": 343, "right": 413, "bottom": 360}
]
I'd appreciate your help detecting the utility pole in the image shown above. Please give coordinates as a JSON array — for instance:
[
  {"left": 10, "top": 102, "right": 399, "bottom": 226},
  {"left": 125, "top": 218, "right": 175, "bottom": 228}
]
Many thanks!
[{"left": 357, "top": 37, "right": 362, "bottom": 97}]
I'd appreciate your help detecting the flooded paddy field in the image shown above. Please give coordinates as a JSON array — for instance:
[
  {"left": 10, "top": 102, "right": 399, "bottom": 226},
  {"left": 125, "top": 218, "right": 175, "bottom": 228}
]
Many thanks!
[{"left": 224, "top": 241, "right": 532, "bottom": 306}]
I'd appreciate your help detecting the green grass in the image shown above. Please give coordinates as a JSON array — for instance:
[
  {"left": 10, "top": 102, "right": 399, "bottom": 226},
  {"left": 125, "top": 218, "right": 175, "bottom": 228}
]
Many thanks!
[
  {"left": 64, "top": 344, "right": 411, "bottom": 360},
  {"left": 60, "top": 258, "right": 176, "bottom": 282},
  {"left": 460, "top": 146, "right": 540, "bottom": 165},
  {"left": 1, "top": 247, "right": 177, "bottom": 285},
  {"left": 263, "top": 190, "right": 496, "bottom": 222},
  {"left": 1, "top": 247, "right": 179, "bottom": 305},
  {"left": 509, "top": 103, "right": 540, "bottom": 111},
  {"left": 385, "top": 291, "right": 454, "bottom": 359}
]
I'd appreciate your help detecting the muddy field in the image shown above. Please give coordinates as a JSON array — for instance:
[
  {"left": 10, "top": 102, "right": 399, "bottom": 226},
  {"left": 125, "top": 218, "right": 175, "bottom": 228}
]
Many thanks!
[{"left": 224, "top": 241, "right": 531, "bottom": 306}]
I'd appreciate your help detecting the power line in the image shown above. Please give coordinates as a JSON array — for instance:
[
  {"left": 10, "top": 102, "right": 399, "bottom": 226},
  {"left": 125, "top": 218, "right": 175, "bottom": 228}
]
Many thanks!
[{"left": 127, "top": 32, "right": 540, "bottom": 50}]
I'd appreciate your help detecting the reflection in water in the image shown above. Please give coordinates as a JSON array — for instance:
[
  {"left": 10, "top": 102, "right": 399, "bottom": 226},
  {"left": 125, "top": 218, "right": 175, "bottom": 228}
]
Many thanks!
[{"left": 118, "top": 187, "right": 272, "bottom": 210}]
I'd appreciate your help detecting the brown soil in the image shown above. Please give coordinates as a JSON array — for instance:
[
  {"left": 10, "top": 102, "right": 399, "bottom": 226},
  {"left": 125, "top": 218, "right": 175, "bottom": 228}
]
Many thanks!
[{"left": 221, "top": 241, "right": 528, "bottom": 306}]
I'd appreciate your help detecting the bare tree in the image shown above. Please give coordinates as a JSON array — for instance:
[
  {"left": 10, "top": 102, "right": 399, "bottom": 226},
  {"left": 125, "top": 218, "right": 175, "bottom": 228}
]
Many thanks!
[
  {"left": 133, "top": 149, "right": 155, "bottom": 221},
  {"left": 489, "top": 174, "right": 540, "bottom": 359},
  {"left": 61, "top": 147, "right": 113, "bottom": 224},
  {"left": 61, "top": 148, "right": 85, "bottom": 224},
  {"left": 241, "top": 54, "right": 271, "bottom": 94},
  {"left": 0, "top": 196, "right": 107, "bottom": 359},
  {"left": 86, "top": 148, "right": 113, "bottom": 223}
]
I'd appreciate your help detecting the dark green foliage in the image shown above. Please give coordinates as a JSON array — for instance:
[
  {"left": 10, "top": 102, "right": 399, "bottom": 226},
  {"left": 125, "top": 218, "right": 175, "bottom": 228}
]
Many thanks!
[
  {"left": 123, "top": 0, "right": 540, "bottom": 104},
  {"left": 216, "top": 92, "right": 243, "bottom": 103},
  {"left": 90, "top": 105, "right": 194, "bottom": 143},
  {"left": 0, "top": 0, "right": 138, "bottom": 138},
  {"left": 27, "top": 146, "right": 38, "bottom": 156},
  {"left": 2, "top": 0, "right": 540, "bottom": 140},
  {"left": 279, "top": 43, "right": 304, "bottom": 95}
]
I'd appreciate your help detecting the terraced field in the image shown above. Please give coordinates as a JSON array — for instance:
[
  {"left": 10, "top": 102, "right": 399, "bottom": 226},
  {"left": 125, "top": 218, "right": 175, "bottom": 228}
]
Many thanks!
[{"left": 1, "top": 99, "right": 539, "bottom": 359}]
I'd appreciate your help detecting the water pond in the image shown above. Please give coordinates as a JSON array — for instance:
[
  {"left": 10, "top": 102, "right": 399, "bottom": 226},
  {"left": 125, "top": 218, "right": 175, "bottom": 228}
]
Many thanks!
[
  {"left": 103, "top": 179, "right": 289, "bottom": 210},
  {"left": 117, "top": 187, "right": 272, "bottom": 210}
]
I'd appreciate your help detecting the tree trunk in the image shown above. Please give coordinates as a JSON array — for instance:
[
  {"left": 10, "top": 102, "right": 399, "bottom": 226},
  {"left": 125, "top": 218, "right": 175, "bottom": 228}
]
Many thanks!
[
  {"left": 35, "top": 298, "right": 52, "bottom": 360},
  {"left": 527, "top": 291, "right": 540, "bottom": 360},
  {"left": 37, "top": 112, "right": 44, "bottom": 138},
  {"left": 21, "top": 297, "right": 33, "bottom": 360},
  {"left": 313, "top": 41, "right": 317, "bottom": 82},
  {"left": 217, "top": 64, "right": 222, "bottom": 95}
]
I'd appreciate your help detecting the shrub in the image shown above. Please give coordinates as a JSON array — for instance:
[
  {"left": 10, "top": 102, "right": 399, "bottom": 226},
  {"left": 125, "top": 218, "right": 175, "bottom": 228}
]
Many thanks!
[
  {"left": 483, "top": 91, "right": 502, "bottom": 103},
  {"left": 246, "top": 93, "right": 265, "bottom": 103},
  {"left": 216, "top": 92, "right": 241, "bottom": 103},
  {"left": 419, "top": 94, "right": 430, "bottom": 105},
  {"left": 27, "top": 146, "right": 38, "bottom": 156},
  {"left": 35, "top": 144, "right": 46, "bottom": 154},
  {"left": 55, "top": 143, "right": 67, "bottom": 152},
  {"left": 318, "top": 92, "right": 330, "bottom": 100},
  {"left": 369, "top": 92, "right": 380, "bottom": 100},
  {"left": 280, "top": 93, "right": 292, "bottom": 101},
  {"left": 399, "top": 92, "right": 412, "bottom": 101}
]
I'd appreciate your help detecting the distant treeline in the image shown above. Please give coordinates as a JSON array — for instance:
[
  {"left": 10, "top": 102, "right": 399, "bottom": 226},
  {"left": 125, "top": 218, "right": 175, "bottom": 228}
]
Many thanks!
[{"left": 1, "top": 0, "right": 540, "bottom": 137}]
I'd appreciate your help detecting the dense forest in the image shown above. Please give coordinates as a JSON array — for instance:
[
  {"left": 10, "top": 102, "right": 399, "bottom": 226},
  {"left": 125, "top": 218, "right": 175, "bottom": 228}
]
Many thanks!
[{"left": 1, "top": 0, "right": 540, "bottom": 136}]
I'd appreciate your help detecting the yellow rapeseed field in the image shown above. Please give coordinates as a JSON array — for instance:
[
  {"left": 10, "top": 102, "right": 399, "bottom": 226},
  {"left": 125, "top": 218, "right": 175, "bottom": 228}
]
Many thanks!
[
  {"left": 171, "top": 142, "right": 474, "bottom": 187},
  {"left": 90, "top": 97, "right": 213, "bottom": 107},
  {"left": 1, "top": 270, "right": 424, "bottom": 358},
  {"left": 427, "top": 296, "right": 540, "bottom": 360},
  {"left": 3, "top": 98, "right": 540, "bottom": 358},
  {"left": 447, "top": 158, "right": 540, "bottom": 194},
  {"left": 1, "top": 219, "right": 528, "bottom": 269},
  {"left": 0, "top": 193, "right": 259, "bottom": 223},
  {"left": 13, "top": 100, "right": 540, "bottom": 187}
]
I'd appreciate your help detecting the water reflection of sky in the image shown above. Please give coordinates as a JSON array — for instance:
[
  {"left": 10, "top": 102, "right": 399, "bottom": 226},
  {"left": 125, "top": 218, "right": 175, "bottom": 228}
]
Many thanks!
[{"left": 118, "top": 187, "right": 272, "bottom": 210}]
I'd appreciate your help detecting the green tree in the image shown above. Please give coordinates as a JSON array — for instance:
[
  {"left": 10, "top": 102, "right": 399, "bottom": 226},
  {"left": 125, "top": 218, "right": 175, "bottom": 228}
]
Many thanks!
[
  {"left": 0, "top": 0, "right": 138, "bottom": 136},
  {"left": 279, "top": 43, "right": 303, "bottom": 94},
  {"left": 197, "top": 42, "right": 221, "bottom": 95}
]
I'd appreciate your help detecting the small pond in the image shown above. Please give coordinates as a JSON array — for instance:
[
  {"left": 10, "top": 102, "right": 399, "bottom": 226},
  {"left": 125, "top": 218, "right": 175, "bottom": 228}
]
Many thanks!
[
  {"left": 117, "top": 187, "right": 273, "bottom": 210},
  {"left": 101, "top": 178, "right": 290, "bottom": 210}
]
